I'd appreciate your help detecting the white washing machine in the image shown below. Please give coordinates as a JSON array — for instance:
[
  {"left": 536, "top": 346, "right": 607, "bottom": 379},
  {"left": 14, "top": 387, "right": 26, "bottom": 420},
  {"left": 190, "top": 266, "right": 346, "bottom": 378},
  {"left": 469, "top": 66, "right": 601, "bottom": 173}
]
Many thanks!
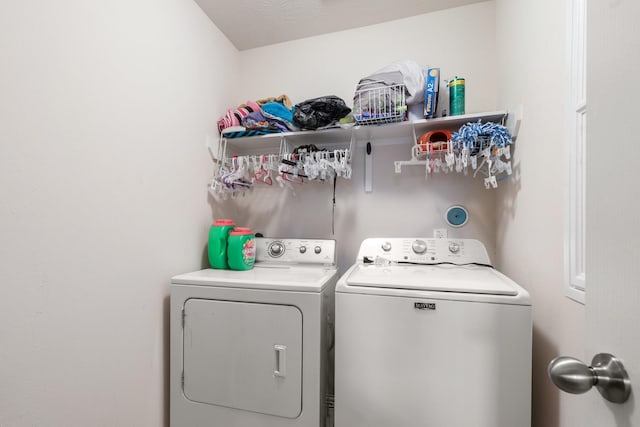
[
  {"left": 170, "top": 238, "right": 337, "bottom": 427},
  {"left": 335, "top": 238, "right": 532, "bottom": 427}
]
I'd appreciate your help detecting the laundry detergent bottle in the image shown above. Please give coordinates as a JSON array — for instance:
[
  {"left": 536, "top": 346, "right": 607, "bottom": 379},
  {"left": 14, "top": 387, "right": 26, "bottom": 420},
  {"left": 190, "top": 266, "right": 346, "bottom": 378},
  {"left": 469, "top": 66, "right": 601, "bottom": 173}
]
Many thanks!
[
  {"left": 208, "top": 219, "right": 236, "bottom": 269},
  {"left": 227, "top": 228, "right": 256, "bottom": 271}
]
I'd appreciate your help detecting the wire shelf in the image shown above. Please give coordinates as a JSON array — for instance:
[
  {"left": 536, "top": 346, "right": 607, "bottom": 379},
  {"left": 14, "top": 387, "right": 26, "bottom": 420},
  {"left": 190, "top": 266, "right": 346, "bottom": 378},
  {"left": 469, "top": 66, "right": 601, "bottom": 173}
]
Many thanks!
[{"left": 353, "top": 83, "right": 406, "bottom": 125}]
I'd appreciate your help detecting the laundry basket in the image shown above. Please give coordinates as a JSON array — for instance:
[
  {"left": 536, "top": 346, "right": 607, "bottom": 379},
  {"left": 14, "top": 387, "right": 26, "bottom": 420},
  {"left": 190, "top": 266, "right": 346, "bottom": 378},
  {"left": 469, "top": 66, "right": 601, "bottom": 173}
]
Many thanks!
[{"left": 353, "top": 83, "right": 406, "bottom": 125}]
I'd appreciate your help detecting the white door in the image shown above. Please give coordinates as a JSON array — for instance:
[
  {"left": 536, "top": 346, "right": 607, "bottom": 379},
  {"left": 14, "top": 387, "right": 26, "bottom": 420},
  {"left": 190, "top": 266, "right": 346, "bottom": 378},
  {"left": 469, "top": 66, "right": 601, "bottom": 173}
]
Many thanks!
[
  {"left": 182, "top": 299, "right": 303, "bottom": 419},
  {"left": 584, "top": 0, "right": 639, "bottom": 424}
]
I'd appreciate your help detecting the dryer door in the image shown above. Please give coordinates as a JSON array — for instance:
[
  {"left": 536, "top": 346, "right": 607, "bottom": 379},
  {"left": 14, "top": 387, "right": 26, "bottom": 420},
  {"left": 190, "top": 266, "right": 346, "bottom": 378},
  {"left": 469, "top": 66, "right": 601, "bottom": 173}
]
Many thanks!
[{"left": 183, "top": 298, "right": 303, "bottom": 418}]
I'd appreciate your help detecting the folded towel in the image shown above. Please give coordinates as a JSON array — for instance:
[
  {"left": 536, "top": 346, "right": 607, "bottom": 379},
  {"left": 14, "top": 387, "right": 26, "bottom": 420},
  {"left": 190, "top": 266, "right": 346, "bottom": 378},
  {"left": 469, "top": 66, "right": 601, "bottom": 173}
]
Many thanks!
[
  {"left": 221, "top": 126, "right": 280, "bottom": 139},
  {"left": 261, "top": 101, "right": 296, "bottom": 130}
]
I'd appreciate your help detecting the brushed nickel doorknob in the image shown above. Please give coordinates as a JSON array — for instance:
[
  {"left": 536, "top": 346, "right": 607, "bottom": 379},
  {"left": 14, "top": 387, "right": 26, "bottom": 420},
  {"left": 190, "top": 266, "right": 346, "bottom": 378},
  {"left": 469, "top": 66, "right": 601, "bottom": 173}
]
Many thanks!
[{"left": 548, "top": 353, "right": 631, "bottom": 403}]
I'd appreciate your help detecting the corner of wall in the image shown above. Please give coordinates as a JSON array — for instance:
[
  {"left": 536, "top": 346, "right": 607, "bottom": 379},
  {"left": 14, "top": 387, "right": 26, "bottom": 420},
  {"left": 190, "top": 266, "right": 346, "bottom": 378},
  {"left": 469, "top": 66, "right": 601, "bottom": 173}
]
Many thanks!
[{"left": 494, "top": 1, "right": 586, "bottom": 426}]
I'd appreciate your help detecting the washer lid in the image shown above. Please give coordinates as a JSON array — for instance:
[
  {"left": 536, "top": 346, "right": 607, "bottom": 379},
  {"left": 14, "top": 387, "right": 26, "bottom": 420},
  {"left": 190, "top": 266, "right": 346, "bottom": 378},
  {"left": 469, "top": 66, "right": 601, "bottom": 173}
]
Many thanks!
[
  {"left": 171, "top": 266, "right": 337, "bottom": 292},
  {"left": 345, "top": 264, "right": 518, "bottom": 296}
]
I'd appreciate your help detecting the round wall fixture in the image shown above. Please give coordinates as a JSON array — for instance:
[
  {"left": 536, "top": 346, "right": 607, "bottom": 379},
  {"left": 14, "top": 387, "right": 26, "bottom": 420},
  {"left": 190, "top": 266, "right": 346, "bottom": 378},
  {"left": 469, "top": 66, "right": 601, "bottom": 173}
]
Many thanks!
[{"left": 445, "top": 205, "right": 469, "bottom": 227}]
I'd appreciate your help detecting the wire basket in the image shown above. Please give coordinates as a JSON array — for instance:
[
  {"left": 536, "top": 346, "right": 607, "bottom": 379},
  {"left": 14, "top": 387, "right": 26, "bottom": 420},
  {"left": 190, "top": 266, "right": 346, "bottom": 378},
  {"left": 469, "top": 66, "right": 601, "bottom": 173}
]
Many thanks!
[{"left": 353, "top": 83, "right": 406, "bottom": 125}]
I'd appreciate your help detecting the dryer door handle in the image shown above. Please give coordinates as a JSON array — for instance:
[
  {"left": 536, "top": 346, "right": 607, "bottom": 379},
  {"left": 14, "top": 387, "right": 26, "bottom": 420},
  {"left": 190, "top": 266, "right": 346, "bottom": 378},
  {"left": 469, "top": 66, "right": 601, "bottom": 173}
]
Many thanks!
[{"left": 274, "top": 344, "right": 287, "bottom": 378}]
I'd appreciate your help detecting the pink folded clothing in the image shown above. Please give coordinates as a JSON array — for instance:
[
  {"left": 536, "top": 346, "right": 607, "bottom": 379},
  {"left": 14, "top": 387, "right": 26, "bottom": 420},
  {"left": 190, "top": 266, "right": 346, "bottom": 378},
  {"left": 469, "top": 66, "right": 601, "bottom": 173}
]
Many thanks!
[{"left": 217, "top": 101, "right": 261, "bottom": 133}]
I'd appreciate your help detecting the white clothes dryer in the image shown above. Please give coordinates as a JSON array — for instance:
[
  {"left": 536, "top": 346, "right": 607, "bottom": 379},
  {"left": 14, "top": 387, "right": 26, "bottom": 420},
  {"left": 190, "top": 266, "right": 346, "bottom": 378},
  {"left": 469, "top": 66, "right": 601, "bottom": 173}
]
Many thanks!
[
  {"left": 335, "top": 238, "right": 532, "bottom": 427},
  {"left": 170, "top": 238, "right": 337, "bottom": 427}
]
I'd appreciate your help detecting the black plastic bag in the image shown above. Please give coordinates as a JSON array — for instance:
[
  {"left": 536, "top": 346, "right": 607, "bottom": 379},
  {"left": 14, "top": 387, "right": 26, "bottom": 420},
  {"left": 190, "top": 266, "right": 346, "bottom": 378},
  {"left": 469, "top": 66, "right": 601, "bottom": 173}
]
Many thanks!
[{"left": 293, "top": 96, "right": 351, "bottom": 130}]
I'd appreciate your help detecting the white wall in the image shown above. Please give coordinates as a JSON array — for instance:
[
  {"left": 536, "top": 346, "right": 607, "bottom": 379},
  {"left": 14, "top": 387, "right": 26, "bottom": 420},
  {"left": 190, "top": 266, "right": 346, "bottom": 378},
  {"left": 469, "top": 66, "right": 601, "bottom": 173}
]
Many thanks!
[
  {"left": 0, "top": 1, "right": 236, "bottom": 425},
  {"left": 495, "top": 1, "right": 586, "bottom": 427},
  {"left": 236, "top": 3, "right": 497, "bottom": 120},
  {"left": 217, "top": 2, "right": 500, "bottom": 273}
]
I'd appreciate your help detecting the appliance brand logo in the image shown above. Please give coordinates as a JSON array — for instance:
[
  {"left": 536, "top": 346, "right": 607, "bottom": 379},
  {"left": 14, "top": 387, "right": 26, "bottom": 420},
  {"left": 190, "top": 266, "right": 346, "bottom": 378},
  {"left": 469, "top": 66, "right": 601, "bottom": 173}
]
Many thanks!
[{"left": 414, "top": 302, "right": 436, "bottom": 311}]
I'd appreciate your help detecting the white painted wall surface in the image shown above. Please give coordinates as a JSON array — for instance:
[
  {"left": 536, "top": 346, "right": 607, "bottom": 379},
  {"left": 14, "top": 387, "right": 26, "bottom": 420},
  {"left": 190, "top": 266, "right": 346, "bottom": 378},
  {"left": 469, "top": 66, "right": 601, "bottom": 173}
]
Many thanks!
[
  {"left": 220, "top": 2, "right": 500, "bottom": 272},
  {"left": 236, "top": 3, "right": 497, "bottom": 119},
  {"left": 495, "top": 1, "right": 586, "bottom": 427},
  {"left": 0, "top": 1, "right": 236, "bottom": 425}
]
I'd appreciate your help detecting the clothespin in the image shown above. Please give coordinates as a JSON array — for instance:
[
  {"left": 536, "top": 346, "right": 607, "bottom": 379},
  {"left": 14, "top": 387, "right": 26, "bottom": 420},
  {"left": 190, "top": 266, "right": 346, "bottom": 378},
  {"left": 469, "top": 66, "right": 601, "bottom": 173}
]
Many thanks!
[{"left": 484, "top": 175, "right": 498, "bottom": 189}]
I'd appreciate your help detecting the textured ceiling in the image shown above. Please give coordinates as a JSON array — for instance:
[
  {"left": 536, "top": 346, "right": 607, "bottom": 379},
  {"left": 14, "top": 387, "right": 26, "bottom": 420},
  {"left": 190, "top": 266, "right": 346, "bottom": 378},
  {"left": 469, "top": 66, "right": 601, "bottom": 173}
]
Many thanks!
[{"left": 194, "top": 0, "right": 485, "bottom": 51}]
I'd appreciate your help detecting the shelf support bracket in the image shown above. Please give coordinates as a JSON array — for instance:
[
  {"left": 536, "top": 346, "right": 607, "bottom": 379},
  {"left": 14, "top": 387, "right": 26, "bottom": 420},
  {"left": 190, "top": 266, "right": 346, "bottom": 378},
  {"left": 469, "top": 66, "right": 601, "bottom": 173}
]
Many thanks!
[{"left": 506, "top": 105, "right": 523, "bottom": 141}]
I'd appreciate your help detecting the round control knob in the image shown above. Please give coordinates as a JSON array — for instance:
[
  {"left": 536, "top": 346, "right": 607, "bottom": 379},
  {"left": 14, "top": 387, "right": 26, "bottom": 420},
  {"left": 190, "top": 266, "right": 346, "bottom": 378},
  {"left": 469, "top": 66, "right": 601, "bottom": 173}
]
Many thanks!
[
  {"left": 268, "top": 241, "right": 285, "bottom": 257},
  {"left": 412, "top": 240, "right": 427, "bottom": 254},
  {"left": 381, "top": 242, "right": 392, "bottom": 252},
  {"left": 314, "top": 246, "right": 322, "bottom": 254},
  {"left": 299, "top": 246, "right": 307, "bottom": 254},
  {"left": 449, "top": 242, "right": 460, "bottom": 254}
]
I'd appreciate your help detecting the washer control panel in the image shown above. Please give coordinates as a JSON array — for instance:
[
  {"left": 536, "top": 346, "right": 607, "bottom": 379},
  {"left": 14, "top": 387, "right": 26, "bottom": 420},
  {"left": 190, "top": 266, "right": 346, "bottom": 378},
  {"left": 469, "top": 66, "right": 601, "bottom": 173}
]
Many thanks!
[
  {"left": 256, "top": 238, "right": 336, "bottom": 265},
  {"left": 359, "top": 238, "right": 490, "bottom": 265}
]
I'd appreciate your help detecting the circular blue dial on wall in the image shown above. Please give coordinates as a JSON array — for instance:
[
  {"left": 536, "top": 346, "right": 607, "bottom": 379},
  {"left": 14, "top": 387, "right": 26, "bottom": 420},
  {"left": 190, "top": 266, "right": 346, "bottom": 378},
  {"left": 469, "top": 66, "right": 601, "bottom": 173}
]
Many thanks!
[{"left": 445, "top": 205, "right": 469, "bottom": 227}]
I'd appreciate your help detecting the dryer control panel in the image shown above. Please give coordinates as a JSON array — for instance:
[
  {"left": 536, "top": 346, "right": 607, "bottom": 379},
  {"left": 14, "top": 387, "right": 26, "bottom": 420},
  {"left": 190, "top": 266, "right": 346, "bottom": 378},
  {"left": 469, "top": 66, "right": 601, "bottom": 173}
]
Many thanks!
[
  {"left": 256, "top": 238, "right": 336, "bottom": 266},
  {"left": 356, "top": 238, "right": 491, "bottom": 265}
]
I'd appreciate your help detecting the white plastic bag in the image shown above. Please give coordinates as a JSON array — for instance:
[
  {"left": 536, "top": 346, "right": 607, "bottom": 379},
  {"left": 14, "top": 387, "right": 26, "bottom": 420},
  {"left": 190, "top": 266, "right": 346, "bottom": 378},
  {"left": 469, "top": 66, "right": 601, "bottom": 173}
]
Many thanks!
[{"left": 370, "top": 60, "right": 426, "bottom": 104}]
